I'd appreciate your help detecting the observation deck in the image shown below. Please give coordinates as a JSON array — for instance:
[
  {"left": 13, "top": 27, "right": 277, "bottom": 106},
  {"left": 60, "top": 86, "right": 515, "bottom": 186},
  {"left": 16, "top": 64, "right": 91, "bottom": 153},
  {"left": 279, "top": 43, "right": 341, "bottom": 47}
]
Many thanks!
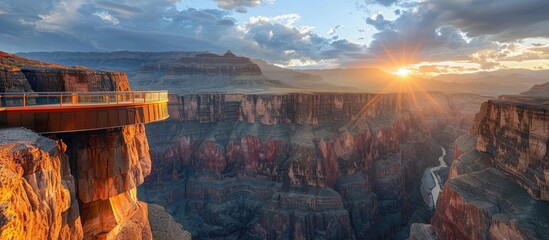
[{"left": 0, "top": 91, "right": 169, "bottom": 133}]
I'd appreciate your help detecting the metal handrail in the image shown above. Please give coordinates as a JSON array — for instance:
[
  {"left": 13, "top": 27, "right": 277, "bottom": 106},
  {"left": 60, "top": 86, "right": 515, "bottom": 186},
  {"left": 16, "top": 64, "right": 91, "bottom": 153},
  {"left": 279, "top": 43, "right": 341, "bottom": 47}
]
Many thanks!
[{"left": 0, "top": 91, "right": 168, "bottom": 108}]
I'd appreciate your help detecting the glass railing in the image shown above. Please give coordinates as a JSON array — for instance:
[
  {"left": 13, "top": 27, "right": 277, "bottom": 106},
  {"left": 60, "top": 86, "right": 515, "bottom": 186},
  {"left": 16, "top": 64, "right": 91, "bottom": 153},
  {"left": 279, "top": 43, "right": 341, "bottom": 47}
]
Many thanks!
[{"left": 0, "top": 91, "right": 168, "bottom": 108}]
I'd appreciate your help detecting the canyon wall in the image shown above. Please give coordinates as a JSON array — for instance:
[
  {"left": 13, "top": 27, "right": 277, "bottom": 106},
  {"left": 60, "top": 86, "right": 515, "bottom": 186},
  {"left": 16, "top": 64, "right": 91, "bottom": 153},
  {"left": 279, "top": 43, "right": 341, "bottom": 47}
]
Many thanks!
[
  {"left": 415, "top": 97, "right": 549, "bottom": 239},
  {"left": 60, "top": 125, "right": 153, "bottom": 239},
  {"left": 475, "top": 100, "right": 549, "bottom": 200},
  {"left": 140, "top": 92, "right": 463, "bottom": 239},
  {"left": 0, "top": 52, "right": 156, "bottom": 239}
]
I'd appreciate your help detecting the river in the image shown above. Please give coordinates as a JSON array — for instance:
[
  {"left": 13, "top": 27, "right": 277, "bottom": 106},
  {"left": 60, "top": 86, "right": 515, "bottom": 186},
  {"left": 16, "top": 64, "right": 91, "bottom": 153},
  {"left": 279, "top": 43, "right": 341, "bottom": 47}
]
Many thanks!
[{"left": 429, "top": 146, "right": 447, "bottom": 207}]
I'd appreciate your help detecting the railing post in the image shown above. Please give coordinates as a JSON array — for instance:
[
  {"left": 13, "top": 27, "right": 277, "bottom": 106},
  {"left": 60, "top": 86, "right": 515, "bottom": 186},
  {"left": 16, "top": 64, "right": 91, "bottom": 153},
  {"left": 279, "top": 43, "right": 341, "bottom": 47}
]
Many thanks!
[
  {"left": 60, "top": 93, "right": 63, "bottom": 106},
  {"left": 23, "top": 94, "right": 26, "bottom": 107}
]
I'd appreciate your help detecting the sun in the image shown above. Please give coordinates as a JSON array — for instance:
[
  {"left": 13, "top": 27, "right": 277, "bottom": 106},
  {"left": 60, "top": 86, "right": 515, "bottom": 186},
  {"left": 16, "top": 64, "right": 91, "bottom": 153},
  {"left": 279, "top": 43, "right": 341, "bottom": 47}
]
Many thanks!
[{"left": 395, "top": 68, "right": 411, "bottom": 77}]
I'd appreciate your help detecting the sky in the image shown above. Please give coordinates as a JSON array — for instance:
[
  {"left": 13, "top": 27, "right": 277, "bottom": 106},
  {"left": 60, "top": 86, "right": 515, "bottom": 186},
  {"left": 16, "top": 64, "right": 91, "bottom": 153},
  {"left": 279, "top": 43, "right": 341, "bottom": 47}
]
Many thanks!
[{"left": 0, "top": 0, "right": 549, "bottom": 75}]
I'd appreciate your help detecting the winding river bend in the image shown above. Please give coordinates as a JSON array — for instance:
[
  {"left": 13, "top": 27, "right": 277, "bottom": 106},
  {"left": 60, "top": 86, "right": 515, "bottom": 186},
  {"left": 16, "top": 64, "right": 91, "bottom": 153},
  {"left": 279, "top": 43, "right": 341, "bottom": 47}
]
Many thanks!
[{"left": 429, "top": 146, "right": 447, "bottom": 207}]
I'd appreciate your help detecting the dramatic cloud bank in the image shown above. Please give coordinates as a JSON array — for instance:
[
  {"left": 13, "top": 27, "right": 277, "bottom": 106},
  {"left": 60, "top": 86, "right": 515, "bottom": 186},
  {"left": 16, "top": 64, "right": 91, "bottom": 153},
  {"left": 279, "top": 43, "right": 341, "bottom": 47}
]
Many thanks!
[
  {"left": 0, "top": 0, "right": 548, "bottom": 72},
  {"left": 361, "top": 0, "right": 549, "bottom": 73}
]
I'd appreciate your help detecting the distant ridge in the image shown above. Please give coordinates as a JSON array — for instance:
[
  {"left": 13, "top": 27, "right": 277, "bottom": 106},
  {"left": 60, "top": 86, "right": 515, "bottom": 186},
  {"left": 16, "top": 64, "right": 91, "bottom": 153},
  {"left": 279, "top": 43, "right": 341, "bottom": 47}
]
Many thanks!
[
  {"left": 521, "top": 82, "right": 549, "bottom": 97},
  {"left": 19, "top": 51, "right": 349, "bottom": 93}
]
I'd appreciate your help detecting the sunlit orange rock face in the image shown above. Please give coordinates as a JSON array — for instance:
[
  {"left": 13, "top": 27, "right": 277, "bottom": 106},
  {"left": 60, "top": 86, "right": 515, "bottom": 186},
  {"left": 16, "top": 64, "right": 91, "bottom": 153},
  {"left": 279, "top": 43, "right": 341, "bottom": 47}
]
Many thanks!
[
  {"left": 62, "top": 125, "right": 151, "bottom": 203},
  {"left": 0, "top": 128, "right": 83, "bottom": 240},
  {"left": 62, "top": 124, "right": 152, "bottom": 239}
]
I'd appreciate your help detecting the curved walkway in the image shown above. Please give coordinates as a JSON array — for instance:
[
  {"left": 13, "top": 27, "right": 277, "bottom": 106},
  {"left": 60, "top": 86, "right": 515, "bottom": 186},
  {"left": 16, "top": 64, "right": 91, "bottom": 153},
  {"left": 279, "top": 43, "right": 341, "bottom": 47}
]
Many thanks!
[{"left": 0, "top": 91, "right": 169, "bottom": 133}]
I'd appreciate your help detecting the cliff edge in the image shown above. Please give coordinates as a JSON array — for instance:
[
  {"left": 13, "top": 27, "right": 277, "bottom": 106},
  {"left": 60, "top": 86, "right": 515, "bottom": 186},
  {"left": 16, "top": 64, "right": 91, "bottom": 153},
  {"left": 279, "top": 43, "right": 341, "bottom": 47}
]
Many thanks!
[
  {"left": 413, "top": 96, "right": 549, "bottom": 239},
  {"left": 0, "top": 52, "right": 155, "bottom": 239}
]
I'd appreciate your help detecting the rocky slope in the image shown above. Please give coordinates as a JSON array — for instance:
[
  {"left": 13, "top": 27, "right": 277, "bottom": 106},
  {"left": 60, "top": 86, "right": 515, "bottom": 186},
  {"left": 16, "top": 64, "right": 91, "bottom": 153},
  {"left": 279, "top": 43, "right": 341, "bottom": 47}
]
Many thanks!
[
  {"left": 148, "top": 204, "right": 192, "bottom": 240},
  {"left": 0, "top": 52, "right": 154, "bottom": 239},
  {"left": 411, "top": 95, "right": 549, "bottom": 239},
  {"left": 138, "top": 91, "right": 473, "bottom": 239}
]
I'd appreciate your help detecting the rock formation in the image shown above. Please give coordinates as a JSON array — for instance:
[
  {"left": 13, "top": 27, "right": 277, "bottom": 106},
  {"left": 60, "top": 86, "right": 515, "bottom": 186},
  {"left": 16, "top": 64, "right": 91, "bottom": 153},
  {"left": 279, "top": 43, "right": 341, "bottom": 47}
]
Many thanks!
[
  {"left": 0, "top": 52, "right": 153, "bottom": 239},
  {"left": 139, "top": 91, "right": 471, "bottom": 239},
  {"left": 475, "top": 99, "right": 549, "bottom": 200},
  {"left": 415, "top": 95, "right": 549, "bottom": 239},
  {"left": 0, "top": 128, "right": 82, "bottom": 240},
  {"left": 60, "top": 125, "right": 152, "bottom": 239}
]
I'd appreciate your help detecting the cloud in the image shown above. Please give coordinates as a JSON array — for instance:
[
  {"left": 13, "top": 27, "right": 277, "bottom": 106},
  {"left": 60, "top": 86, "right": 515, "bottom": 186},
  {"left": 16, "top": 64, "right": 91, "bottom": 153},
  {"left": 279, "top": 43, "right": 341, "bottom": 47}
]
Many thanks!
[
  {"left": 215, "top": 0, "right": 274, "bottom": 13},
  {"left": 327, "top": 25, "right": 341, "bottom": 36},
  {"left": 357, "top": 0, "right": 399, "bottom": 8},
  {"left": 93, "top": 11, "right": 119, "bottom": 25},
  {"left": 95, "top": 1, "right": 144, "bottom": 16},
  {"left": 430, "top": 0, "right": 549, "bottom": 41},
  {"left": 363, "top": 8, "right": 496, "bottom": 65},
  {"left": 1, "top": 0, "right": 367, "bottom": 67},
  {"left": 238, "top": 14, "right": 366, "bottom": 64},
  {"left": 365, "top": 14, "right": 390, "bottom": 30},
  {"left": 354, "top": 0, "right": 549, "bottom": 69}
]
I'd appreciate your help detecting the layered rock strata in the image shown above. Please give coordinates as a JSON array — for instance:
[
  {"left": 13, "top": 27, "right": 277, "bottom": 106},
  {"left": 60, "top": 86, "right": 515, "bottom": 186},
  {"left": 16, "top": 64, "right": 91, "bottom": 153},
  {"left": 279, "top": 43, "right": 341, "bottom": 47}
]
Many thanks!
[
  {"left": 424, "top": 96, "right": 549, "bottom": 239},
  {"left": 139, "top": 51, "right": 262, "bottom": 76},
  {"left": 475, "top": 99, "right": 549, "bottom": 200},
  {"left": 141, "top": 92, "right": 456, "bottom": 239}
]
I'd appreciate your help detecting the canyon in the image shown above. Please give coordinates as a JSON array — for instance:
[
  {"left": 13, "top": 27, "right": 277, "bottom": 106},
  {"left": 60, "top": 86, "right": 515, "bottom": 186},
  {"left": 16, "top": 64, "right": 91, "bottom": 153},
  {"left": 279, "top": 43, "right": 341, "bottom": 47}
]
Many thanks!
[
  {"left": 3, "top": 50, "right": 549, "bottom": 240},
  {"left": 137, "top": 90, "right": 481, "bottom": 239}
]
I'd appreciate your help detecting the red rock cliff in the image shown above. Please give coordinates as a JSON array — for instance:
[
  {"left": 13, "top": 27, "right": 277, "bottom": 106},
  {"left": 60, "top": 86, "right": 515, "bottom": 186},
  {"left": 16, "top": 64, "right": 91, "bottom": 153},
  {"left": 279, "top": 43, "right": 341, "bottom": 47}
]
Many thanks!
[
  {"left": 426, "top": 97, "right": 549, "bottom": 240},
  {"left": 141, "top": 92, "right": 460, "bottom": 239},
  {"left": 475, "top": 99, "right": 549, "bottom": 200}
]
